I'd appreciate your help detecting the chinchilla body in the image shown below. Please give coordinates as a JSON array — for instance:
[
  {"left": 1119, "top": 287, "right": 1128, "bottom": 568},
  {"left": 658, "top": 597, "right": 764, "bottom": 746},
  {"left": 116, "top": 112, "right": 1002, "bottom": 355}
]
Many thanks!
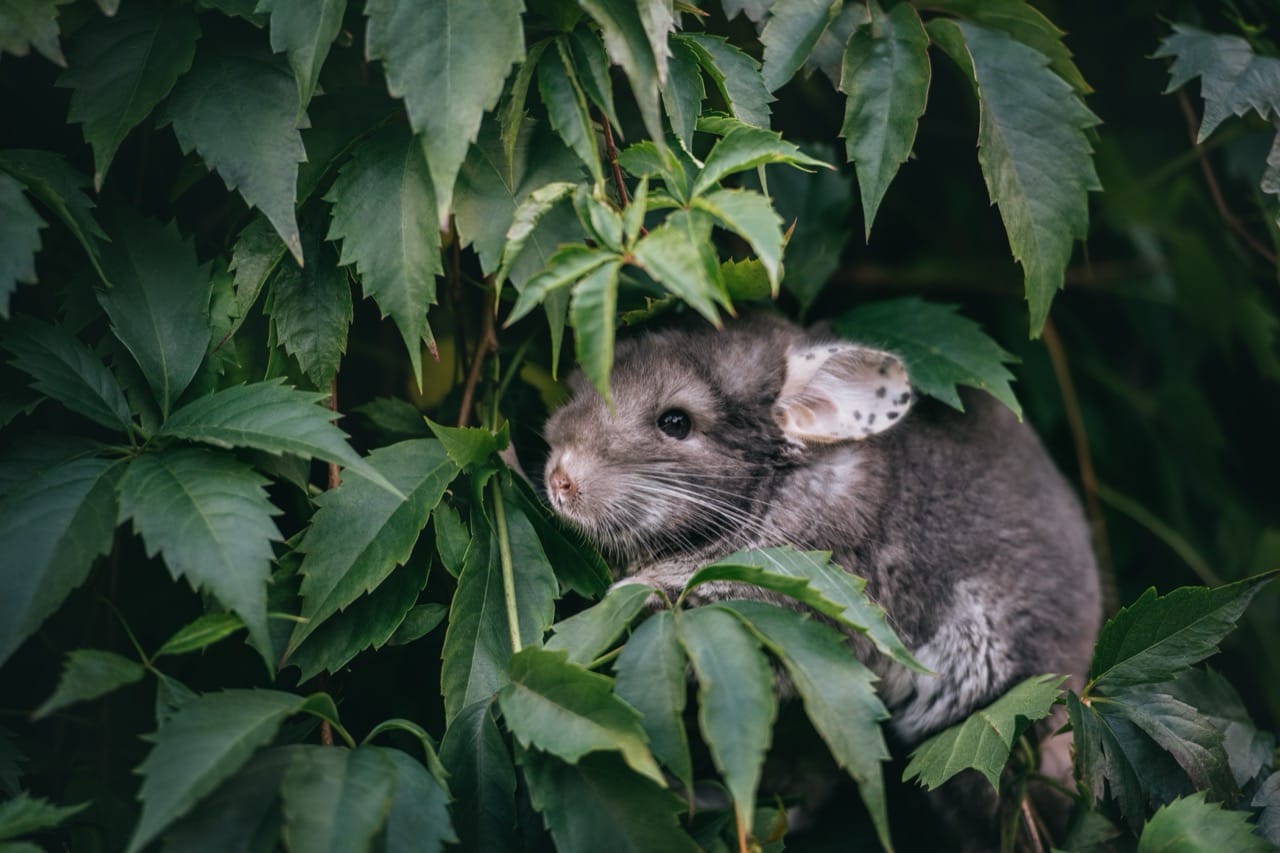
[{"left": 542, "top": 312, "right": 1101, "bottom": 748}]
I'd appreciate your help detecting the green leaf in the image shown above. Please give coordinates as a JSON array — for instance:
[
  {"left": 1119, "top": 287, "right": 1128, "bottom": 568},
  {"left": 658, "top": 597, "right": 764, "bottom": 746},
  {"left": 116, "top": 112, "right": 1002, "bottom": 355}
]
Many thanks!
[
  {"left": 1137, "top": 791, "right": 1272, "bottom": 853},
  {"left": 724, "top": 601, "right": 893, "bottom": 852},
  {"left": 686, "top": 547, "right": 925, "bottom": 673},
  {"left": 156, "top": 612, "right": 246, "bottom": 658},
  {"left": 545, "top": 583, "right": 652, "bottom": 665},
  {"left": 354, "top": 397, "right": 431, "bottom": 440},
  {"left": 578, "top": 0, "right": 666, "bottom": 143},
  {"left": 1158, "top": 667, "right": 1273, "bottom": 787},
  {"left": 389, "top": 602, "right": 447, "bottom": 646},
  {"left": 118, "top": 449, "right": 281, "bottom": 662},
  {"left": 0, "top": 173, "right": 43, "bottom": 315},
  {"left": 692, "top": 120, "right": 831, "bottom": 196},
  {"left": 0, "top": 455, "right": 123, "bottom": 667},
  {"left": 839, "top": 0, "right": 929, "bottom": 239},
  {"left": 97, "top": 212, "right": 211, "bottom": 419},
  {"left": 164, "top": 47, "right": 306, "bottom": 263},
  {"left": 32, "top": 649, "right": 145, "bottom": 719},
  {"left": 505, "top": 475, "right": 612, "bottom": 598},
  {"left": 378, "top": 746, "right": 457, "bottom": 853},
  {"left": 506, "top": 244, "right": 615, "bottom": 326},
  {"left": 1255, "top": 773, "right": 1280, "bottom": 846},
  {"left": 833, "top": 297, "right": 1022, "bottom": 417},
  {"left": 1102, "top": 689, "right": 1236, "bottom": 800},
  {"left": 497, "top": 477, "right": 560, "bottom": 645},
  {"left": 365, "top": 0, "right": 524, "bottom": 225},
  {"left": 424, "top": 419, "right": 507, "bottom": 471},
  {"left": 681, "top": 34, "right": 772, "bottom": 129},
  {"left": 0, "top": 0, "right": 67, "bottom": 65},
  {"left": 613, "top": 610, "right": 694, "bottom": 792},
  {"left": 279, "top": 745, "right": 395, "bottom": 852},
  {"left": 441, "top": 510, "right": 510, "bottom": 722},
  {"left": 1068, "top": 692, "right": 1167, "bottom": 832},
  {"left": 160, "top": 745, "right": 291, "bottom": 853},
  {"left": 439, "top": 700, "right": 517, "bottom": 852},
  {"left": 904, "top": 673, "right": 1065, "bottom": 791},
  {"left": 1155, "top": 25, "right": 1280, "bottom": 142},
  {"left": 496, "top": 180, "right": 577, "bottom": 289},
  {"left": 498, "top": 647, "right": 664, "bottom": 784},
  {"left": 1, "top": 317, "right": 133, "bottom": 432},
  {"left": 569, "top": 258, "right": 622, "bottom": 404},
  {"left": 662, "top": 34, "right": 705, "bottom": 151},
  {"left": 927, "top": 19, "right": 1100, "bottom": 336},
  {"left": 286, "top": 439, "right": 456, "bottom": 652},
  {"left": 538, "top": 39, "right": 604, "bottom": 183},
  {"left": 631, "top": 209, "right": 723, "bottom": 322},
  {"left": 432, "top": 502, "right": 469, "bottom": 578},
  {"left": 569, "top": 24, "right": 621, "bottom": 131},
  {"left": 257, "top": 0, "right": 346, "bottom": 115},
  {"left": 1088, "top": 572, "right": 1278, "bottom": 694},
  {"left": 227, "top": 216, "right": 286, "bottom": 339},
  {"left": 692, "top": 188, "right": 784, "bottom": 292},
  {"left": 0, "top": 149, "right": 108, "bottom": 284},
  {"left": 267, "top": 221, "right": 352, "bottom": 388},
  {"left": 0, "top": 793, "right": 86, "bottom": 843},
  {"left": 324, "top": 123, "right": 440, "bottom": 383},
  {"left": 58, "top": 5, "right": 200, "bottom": 189},
  {"left": 522, "top": 752, "right": 698, "bottom": 853},
  {"left": 676, "top": 605, "right": 776, "bottom": 839},
  {"left": 759, "top": 0, "right": 840, "bottom": 92},
  {"left": 126, "top": 689, "right": 308, "bottom": 853}
]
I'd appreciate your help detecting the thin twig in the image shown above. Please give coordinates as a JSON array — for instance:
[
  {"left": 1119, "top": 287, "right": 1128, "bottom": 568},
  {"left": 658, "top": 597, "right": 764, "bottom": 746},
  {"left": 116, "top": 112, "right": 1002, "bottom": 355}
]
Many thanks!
[
  {"left": 600, "top": 114, "right": 630, "bottom": 208},
  {"left": 457, "top": 284, "right": 497, "bottom": 428},
  {"left": 1042, "top": 319, "right": 1117, "bottom": 615},
  {"left": 1176, "top": 90, "right": 1278, "bottom": 265},
  {"left": 326, "top": 375, "right": 341, "bottom": 491},
  {"left": 1019, "top": 796, "right": 1046, "bottom": 853}
]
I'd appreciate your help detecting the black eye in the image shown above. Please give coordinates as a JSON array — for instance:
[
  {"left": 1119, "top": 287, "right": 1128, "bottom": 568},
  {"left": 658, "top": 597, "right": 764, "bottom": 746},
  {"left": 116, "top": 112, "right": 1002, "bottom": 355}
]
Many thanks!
[{"left": 657, "top": 409, "right": 692, "bottom": 439}]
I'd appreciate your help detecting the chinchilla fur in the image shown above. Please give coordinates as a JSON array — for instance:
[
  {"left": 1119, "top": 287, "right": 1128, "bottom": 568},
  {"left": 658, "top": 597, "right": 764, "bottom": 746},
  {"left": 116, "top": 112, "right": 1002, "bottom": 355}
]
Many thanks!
[{"left": 541, "top": 311, "right": 1101, "bottom": 845}]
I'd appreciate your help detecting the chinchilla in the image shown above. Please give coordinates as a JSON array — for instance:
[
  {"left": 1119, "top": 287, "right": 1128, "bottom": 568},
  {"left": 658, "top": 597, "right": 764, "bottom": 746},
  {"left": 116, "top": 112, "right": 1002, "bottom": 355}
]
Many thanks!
[{"left": 540, "top": 311, "right": 1101, "bottom": 844}]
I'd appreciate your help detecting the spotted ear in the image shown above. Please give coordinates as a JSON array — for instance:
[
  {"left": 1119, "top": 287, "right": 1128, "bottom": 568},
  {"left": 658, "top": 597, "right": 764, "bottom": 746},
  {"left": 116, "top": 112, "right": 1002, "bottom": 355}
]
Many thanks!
[{"left": 774, "top": 342, "right": 913, "bottom": 443}]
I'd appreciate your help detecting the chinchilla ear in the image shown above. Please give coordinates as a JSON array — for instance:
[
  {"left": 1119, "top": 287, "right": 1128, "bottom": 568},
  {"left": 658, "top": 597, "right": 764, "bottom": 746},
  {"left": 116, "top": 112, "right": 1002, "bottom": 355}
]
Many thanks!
[{"left": 774, "top": 342, "right": 914, "bottom": 443}]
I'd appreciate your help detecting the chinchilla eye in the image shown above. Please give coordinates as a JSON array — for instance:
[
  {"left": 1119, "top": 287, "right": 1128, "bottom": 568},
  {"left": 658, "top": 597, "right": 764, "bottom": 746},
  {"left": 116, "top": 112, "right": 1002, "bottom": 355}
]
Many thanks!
[{"left": 657, "top": 409, "right": 692, "bottom": 439}]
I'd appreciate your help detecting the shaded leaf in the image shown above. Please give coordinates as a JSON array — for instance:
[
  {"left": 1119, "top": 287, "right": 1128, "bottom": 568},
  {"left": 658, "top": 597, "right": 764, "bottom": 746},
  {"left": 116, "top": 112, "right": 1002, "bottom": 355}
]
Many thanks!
[
  {"left": 505, "top": 474, "right": 611, "bottom": 598},
  {"left": 507, "top": 244, "right": 616, "bottom": 326},
  {"left": 759, "top": 0, "right": 840, "bottom": 92},
  {"left": 1103, "top": 689, "right": 1236, "bottom": 799},
  {"left": 496, "top": 180, "right": 577, "bottom": 289},
  {"left": 0, "top": 173, "right": 43, "bottom": 315},
  {"left": 1159, "top": 667, "right": 1273, "bottom": 788},
  {"left": 279, "top": 745, "right": 395, "bottom": 852},
  {"left": 1137, "top": 791, "right": 1271, "bottom": 853},
  {"left": 662, "top": 34, "right": 705, "bottom": 151},
  {"left": 569, "top": 258, "right": 622, "bottom": 404},
  {"left": 440, "top": 514, "right": 511, "bottom": 722},
  {"left": 631, "top": 209, "right": 723, "bottom": 322},
  {"left": 569, "top": 24, "right": 621, "bottom": 131},
  {"left": 439, "top": 700, "right": 516, "bottom": 852},
  {"left": 545, "top": 582, "right": 652, "bottom": 665},
  {"left": 613, "top": 610, "right": 694, "bottom": 792},
  {"left": 33, "top": 649, "right": 146, "bottom": 719},
  {"left": 432, "top": 502, "right": 469, "bottom": 578},
  {"left": 0, "top": 149, "right": 108, "bottom": 284},
  {"left": 578, "top": 0, "right": 666, "bottom": 142},
  {"left": 2, "top": 317, "right": 133, "bottom": 432},
  {"left": 0, "top": 0, "right": 68, "bottom": 65},
  {"left": 692, "top": 187, "right": 784, "bottom": 291},
  {"left": 378, "top": 746, "right": 457, "bottom": 853},
  {"left": 161, "top": 745, "right": 292, "bottom": 853},
  {"left": 0, "top": 793, "right": 85, "bottom": 843},
  {"left": 1156, "top": 25, "right": 1280, "bottom": 142},
  {"left": 156, "top": 612, "right": 246, "bottom": 658},
  {"left": 227, "top": 216, "right": 287, "bottom": 340},
  {"left": 389, "top": 602, "right": 447, "bottom": 646},
  {"left": 538, "top": 39, "right": 604, "bottom": 183},
  {"left": 267, "top": 222, "right": 351, "bottom": 388},
  {"left": 258, "top": 0, "right": 346, "bottom": 114},
  {"left": 682, "top": 34, "right": 772, "bottom": 129},
  {"left": 497, "top": 477, "right": 561, "bottom": 646},
  {"left": 1255, "top": 772, "right": 1280, "bottom": 846}
]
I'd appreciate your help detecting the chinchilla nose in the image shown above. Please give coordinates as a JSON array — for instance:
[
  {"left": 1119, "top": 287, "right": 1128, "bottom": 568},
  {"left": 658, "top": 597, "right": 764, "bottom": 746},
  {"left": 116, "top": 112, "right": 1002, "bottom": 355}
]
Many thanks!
[{"left": 548, "top": 466, "right": 577, "bottom": 503}]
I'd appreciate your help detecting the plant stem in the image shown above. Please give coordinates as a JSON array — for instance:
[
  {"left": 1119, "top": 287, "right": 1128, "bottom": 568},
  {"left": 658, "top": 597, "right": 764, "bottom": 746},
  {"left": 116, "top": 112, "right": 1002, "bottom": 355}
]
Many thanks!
[
  {"left": 492, "top": 480, "right": 522, "bottom": 654},
  {"left": 1094, "top": 482, "right": 1224, "bottom": 587},
  {"left": 600, "top": 113, "right": 630, "bottom": 208},
  {"left": 458, "top": 283, "right": 497, "bottom": 428}
]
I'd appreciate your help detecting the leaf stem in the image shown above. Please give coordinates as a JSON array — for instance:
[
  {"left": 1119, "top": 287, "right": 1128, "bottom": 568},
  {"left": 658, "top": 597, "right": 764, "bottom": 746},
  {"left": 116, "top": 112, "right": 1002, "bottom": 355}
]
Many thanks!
[
  {"left": 600, "top": 113, "right": 630, "bottom": 208},
  {"left": 492, "top": 480, "right": 522, "bottom": 654},
  {"left": 457, "top": 282, "right": 497, "bottom": 428}
]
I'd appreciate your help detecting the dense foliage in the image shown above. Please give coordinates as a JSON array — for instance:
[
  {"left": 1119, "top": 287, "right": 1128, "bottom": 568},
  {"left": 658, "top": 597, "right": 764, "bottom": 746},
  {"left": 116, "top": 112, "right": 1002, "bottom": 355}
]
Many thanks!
[{"left": 1, "top": 0, "right": 1279, "bottom": 850}]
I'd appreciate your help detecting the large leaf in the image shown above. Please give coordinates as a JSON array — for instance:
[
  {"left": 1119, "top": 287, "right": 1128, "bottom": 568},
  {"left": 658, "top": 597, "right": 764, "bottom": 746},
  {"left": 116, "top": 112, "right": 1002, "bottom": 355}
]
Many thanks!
[
  {"left": 1159, "top": 667, "right": 1274, "bottom": 787},
  {"left": 759, "top": 0, "right": 840, "bottom": 92},
  {"left": 676, "top": 605, "right": 776, "bottom": 841},
  {"left": 286, "top": 439, "right": 456, "bottom": 652},
  {"left": 538, "top": 39, "right": 604, "bottom": 183},
  {"left": 118, "top": 449, "right": 281, "bottom": 660},
  {"left": 681, "top": 34, "right": 771, "bottom": 129},
  {"left": 578, "top": 0, "right": 666, "bottom": 142},
  {"left": 1, "top": 317, "right": 133, "bottom": 432},
  {"left": 96, "top": 212, "right": 211, "bottom": 419},
  {"left": 903, "top": 673, "right": 1065, "bottom": 791},
  {"left": 279, "top": 745, "right": 396, "bottom": 852},
  {"left": 498, "top": 647, "right": 664, "bottom": 784},
  {"left": 522, "top": 752, "right": 698, "bottom": 853},
  {"left": 257, "top": 0, "right": 346, "bottom": 114},
  {"left": 839, "top": 0, "right": 930, "bottom": 238},
  {"left": 612, "top": 610, "right": 694, "bottom": 792},
  {"left": 692, "top": 120, "right": 831, "bottom": 196},
  {"left": 504, "top": 475, "right": 611, "bottom": 599},
  {"left": 692, "top": 188, "right": 785, "bottom": 292},
  {"left": 33, "top": 649, "right": 146, "bottom": 719},
  {"left": 1102, "top": 689, "right": 1235, "bottom": 800},
  {"left": 365, "top": 0, "right": 524, "bottom": 225},
  {"left": 440, "top": 514, "right": 509, "bottom": 722},
  {"left": 58, "top": 5, "right": 200, "bottom": 188},
  {"left": 161, "top": 746, "right": 292, "bottom": 853},
  {"left": 0, "top": 0, "right": 68, "bottom": 64},
  {"left": 1155, "top": 25, "right": 1280, "bottom": 142},
  {"left": 928, "top": 20, "right": 1100, "bottom": 335},
  {"left": 0, "top": 455, "right": 123, "bottom": 666},
  {"left": 227, "top": 216, "right": 287, "bottom": 338},
  {"left": 325, "top": 123, "right": 440, "bottom": 382},
  {"left": 631, "top": 209, "right": 723, "bottom": 322},
  {"left": 834, "top": 297, "right": 1022, "bottom": 417},
  {"left": 497, "top": 478, "right": 561, "bottom": 646},
  {"left": 127, "top": 689, "right": 310, "bottom": 853},
  {"left": 1088, "top": 572, "right": 1278, "bottom": 694},
  {"left": 379, "top": 746, "right": 457, "bottom": 853},
  {"left": 725, "top": 601, "right": 893, "bottom": 852},
  {"left": 164, "top": 47, "right": 306, "bottom": 262},
  {"left": 439, "top": 700, "right": 516, "bottom": 852},
  {"left": 545, "top": 582, "right": 652, "bottom": 665},
  {"left": 267, "top": 221, "right": 352, "bottom": 388},
  {"left": 569, "top": 258, "right": 622, "bottom": 404},
  {"left": 0, "top": 172, "right": 43, "bottom": 315},
  {"left": 1137, "top": 791, "right": 1272, "bottom": 853},
  {"left": 661, "top": 34, "right": 705, "bottom": 151},
  {"left": 0, "top": 150, "right": 108, "bottom": 284}
]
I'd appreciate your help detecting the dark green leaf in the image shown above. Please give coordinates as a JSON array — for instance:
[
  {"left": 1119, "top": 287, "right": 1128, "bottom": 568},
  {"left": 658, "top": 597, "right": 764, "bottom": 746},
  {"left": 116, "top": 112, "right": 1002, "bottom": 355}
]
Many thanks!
[
  {"left": 118, "top": 449, "right": 281, "bottom": 661},
  {"left": 1103, "top": 689, "right": 1236, "bottom": 799},
  {"left": 0, "top": 150, "right": 108, "bottom": 284},
  {"left": 32, "top": 649, "right": 145, "bottom": 719},
  {"left": 156, "top": 612, "right": 246, "bottom": 658},
  {"left": 279, "top": 745, "right": 395, "bottom": 852},
  {"left": 389, "top": 602, "right": 447, "bottom": 646},
  {"left": 545, "top": 583, "right": 652, "bottom": 665},
  {"left": 692, "top": 120, "right": 831, "bottom": 196},
  {"left": 631, "top": 209, "right": 724, "bottom": 322},
  {"left": 354, "top": 397, "right": 431, "bottom": 439},
  {"left": 432, "top": 502, "right": 469, "bottom": 578},
  {"left": 498, "top": 477, "right": 560, "bottom": 647},
  {"left": 0, "top": 793, "right": 86, "bottom": 843},
  {"left": 1255, "top": 772, "right": 1280, "bottom": 845},
  {"left": 662, "top": 34, "right": 705, "bottom": 151},
  {"left": 378, "top": 746, "right": 457, "bottom": 853},
  {"left": 441, "top": 513, "right": 511, "bottom": 722},
  {"left": 164, "top": 48, "right": 307, "bottom": 262},
  {"left": 0, "top": 0, "right": 68, "bottom": 65},
  {"left": 58, "top": 5, "right": 200, "bottom": 188},
  {"left": 0, "top": 173, "right": 43, "bottom": 315},
  {"left": 692, "top": 188, "right": 784, "bottom": 292},
  {"left": 439, "top": 700, "right": 516, "bottom": 852},
  {"left": 538, "top": 39, "right": 604, "bottom": 183},
  {"left": 682, "top": 34, "right": 772, "bottom": 129},
  {"left": 267, "top": 222, "right": 352, "bottom": 388},
  {"left": 578, "top": 0, "right": 666, "bottom": 142},
  {"left": 760, "top": 0, "right": 840, "bottom": 92},
  {"left": 424, "top": 419, "right": 507, "bottom": 471},
  {"left": 1158, "top": 667, "right": 1273, "bottom": 787},
  {"left": 1155, "top": 25, "right": 1280, "bottom": 142},
  {"left": 569, "top": 25, "right": 621, "bottom": 130},
  {"left": 613, "top": 610, "right": 693, "bottom": 792},
  {"left": 161, "top": 746, "right": 292, "bottom": 853},
  {"left": 227, "top": 217, "right": 286, "bottom": 340},
  {"left": 569, "top": 258, "right": 622, "bottom": 404},
  {"left": 507, "top": 244, "right": 616, "bottom": 326},
  {"left": 258, "top": 0, "right": 346, "bottom": 114},
  {"left": 496, "top": 180, "right": 577, "bottom": 289},
  {"left": 505, "top": 475, "right": 612, "bottom": 598},
  {"left": 0, "top": 455, "right": 123, "bottom": 666},
  {"left": 833, "top": 297, "right": 1022, "bottom": 417},
  {"left": 365, "top": 0, "right": 524, "bottom": 224},
  {"left": 1137, "top": 791, "right": 1272, "bottom": 853}
]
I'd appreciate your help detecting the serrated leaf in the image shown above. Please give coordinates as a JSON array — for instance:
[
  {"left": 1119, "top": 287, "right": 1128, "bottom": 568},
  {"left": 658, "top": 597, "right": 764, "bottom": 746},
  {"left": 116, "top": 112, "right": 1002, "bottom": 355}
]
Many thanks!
[
  {"left": 156, "top": 612, "right": 245, "bottom": 658},
  {"left": 1088, "top": 572, "right": 1278, "bottom": 694},
  {"left": 325, "top": 123, "right": 440, "bottom": 383},
  {"left": 834, "top": 297, "right": 1022, "bottom": 417},
  {"left": 1156, "top": 25, "right": 1280, "bottom": 142},
  {"left": 808, "top": 1, "right": 866, "bottom": 84},
  {"left": 497, "top": 647, "right": 664, "bottom": 784},
  {"left": 279, "top": 745, "right": 395, "bottom": 852},
  {"left": 1138, "top": 791, "right": 1272, "bottom": 853},
  {"left": 839, "top": 0, "right": 929, "bottom": 239},
  {"left": 165, "top": 48, "right": 306, "bottom": 262},
  {"left": 1255, "top": 772, "right": 1280, "bottom": 845},
  {"left": 267, "top": 221, "right": 352, "bottom": 388},
  {"left": 662, "top": 34, "right": 705, "bottom": 151},
  {"left": 578, "top": 0, "right": 666, "bottom": 143},
  {"left": 539, "top": 39, "right": 604, "bottom": 183},
  {"left": 569, "top": 258, "right": 622, "bottom": 404},
  {"left": 365, "top": 0, "right": 524, "bottom": 226},
  {"left": 631, "top": 209, "right": 724, "bottom": 322},
  {"left": 424, "top": 419, "right": 507, "bottom": 471},
  {"left": 613, "top": 610, "right": 693, "bottom": 792},
  {"left": 522, "top": 752, "right": 698, "bottom": 853},
  {"left": 724, "top": 601, "right": 893, "bottom": 852},
  {"left": 0, "top": 0, "right": 67, "bottom": 65},
  {"left": 0, "top": 793, "right": 86, "bottom": 842},
  {"left": 0, "top": 149, "right": 108, "bottom": 284},
  {"left": 439, "top": 700, "right": 517, "bottom": 852},
  {"left": 693, "top": 188, "right": 784, "bottom": 291},
  {"left": 257, "top": 0, "right": 345, "bottom": 115},
  {"left": 0, "top": 173, "right": 43, "bottom": 315},
  {"left": 682, "top": 34, "right": 772, "bottom": 129},
  {"left": 286, "top": 439, "right": 456, "bottom": 652},
  {"left": 677, "top": 605, "right": 775, "bottom": 840},
  {"left": 1159, "top": 667, "right": 1273, "bottom": 788},
  {"left": 32, "top": 649, "right": 145, "bottom": 719},
  {"left": 227, "top": 216, "right": 286, "bottom": 340},
  {"left": 0, "top": 455, "right": 123, "bottom": 667},
  {"left": 118, "top": 449, "right": 281, "bottom": 661},
  {"left": 1103, "top": 689, "right": 1236, "bottom": 799},
  {"left": 545, "top": 583, "right": 652, "bottom": 665},
  {"left": 58, "top": 5, "right": 200, "bottom": 189},
  {"left": 97, "top": 212, "right": 211, "bottom": 419},
  {"left": 389, "top": 602, "right": 447, "bottom": 646},
  {"left": 720, "top": 257, "right": 771, "bottom": 300},
  {"left": 497, "top": 477, "right": 560, "bottom": 645},
  {"left": 506, "top": 244, "right": 616, "bottom": 326},
  {"left": 904, "top": 673, "right": 1065, "bottom": 791},
  {"left": 379, "top": 746, "right": 457, "bottom": 853},
  {"left": 432, "top": 502, "right": 469, "bottom": 578},
  {"left": 505, "top": 475, "right": 611, "bottom": 598},
  {"left": 928, "top": 19, "right": 1100, "bottom": 336},
  {"left": 760, "top": 0, "right": 840, "bottom": 92},
  {"left": 1, "top": 317, "right": 133, "bottom": 432},
  {"left": 692, "top": 120, "right": 831, "bottom": 196},
  {"left": 126, "top": 689, "right": 307, "bottom": 853},
  {"left": 497, "top": 180, "right": 577, "bottom": 288},
  {"left": 569, "top": 24, "right": 621, "bottom": 131},
  {"left": 160, "top": 745, "right": 292, "bottom": 853}
]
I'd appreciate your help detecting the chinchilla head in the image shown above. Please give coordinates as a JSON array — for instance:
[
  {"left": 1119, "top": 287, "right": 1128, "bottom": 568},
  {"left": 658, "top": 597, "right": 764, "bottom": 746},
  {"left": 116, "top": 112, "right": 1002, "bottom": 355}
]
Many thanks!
[{"left": 542, "top": 312, "right": 915, "bottom": 566}]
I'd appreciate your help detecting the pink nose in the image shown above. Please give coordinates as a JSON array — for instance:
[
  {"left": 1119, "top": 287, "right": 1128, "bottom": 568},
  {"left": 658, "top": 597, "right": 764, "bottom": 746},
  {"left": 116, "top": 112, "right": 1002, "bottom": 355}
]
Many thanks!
[{"left": 548, "top": 466, "right": 577, "bottom": 501}]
